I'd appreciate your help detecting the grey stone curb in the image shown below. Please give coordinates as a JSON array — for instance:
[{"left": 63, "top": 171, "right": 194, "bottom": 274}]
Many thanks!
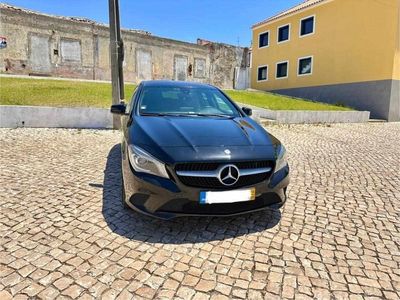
[
  {"left": 0, "top": 103, "right": 370, "bottom": 129},
  {"left": 237, "top": 103, "right": 370, "bottom": 124},
  {"left": 0, "top": 105, "right": 112, "bottom": 129}
]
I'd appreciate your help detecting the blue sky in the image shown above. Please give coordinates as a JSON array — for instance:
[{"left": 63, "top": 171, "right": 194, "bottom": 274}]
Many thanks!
[{"left": 3, "top": 0, "right": 301, "bottom": 46}]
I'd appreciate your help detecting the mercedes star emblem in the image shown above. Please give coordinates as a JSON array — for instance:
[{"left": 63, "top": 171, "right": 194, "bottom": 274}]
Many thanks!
[{"left": 218, "top": 164, "right": 240, "bottom": 186}]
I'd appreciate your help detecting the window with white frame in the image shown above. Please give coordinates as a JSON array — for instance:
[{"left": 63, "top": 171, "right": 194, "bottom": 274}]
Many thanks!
[
  {"left": 298, "top": 56, "right": 313, "bottom": 75},
  {"left": 276, "top": 61, "right": 288, "bottom": 78},
  {"left": 257, "top": 65, "right": 268, "bottom": 81},
  {"left": 259, "top": 31, "right": 269, "bottom": 48},
  {"left": 300, "top": 16, "right": 315, "bottom": 36},
  {"left": 277, "top": 24, "right": 290, "bottom": 43}
]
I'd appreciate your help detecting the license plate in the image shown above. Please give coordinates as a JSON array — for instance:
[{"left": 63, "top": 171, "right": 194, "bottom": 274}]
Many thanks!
[{"left": 199, "top": 188, "right": 256, "bottom": 204}]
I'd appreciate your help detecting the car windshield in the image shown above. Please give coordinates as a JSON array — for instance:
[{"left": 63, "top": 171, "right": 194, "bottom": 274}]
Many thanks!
[{"left": 138, "top": 86, "right": 241, "bottom": 117}]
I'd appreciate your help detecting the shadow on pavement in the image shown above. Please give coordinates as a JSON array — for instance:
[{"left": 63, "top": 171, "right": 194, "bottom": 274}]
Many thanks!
[{"left": 101, "top": 144, "right": 282, "bottom": 244}]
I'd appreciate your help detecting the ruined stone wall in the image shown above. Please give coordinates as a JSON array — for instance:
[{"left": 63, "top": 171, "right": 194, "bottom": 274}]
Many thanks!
[
  {"left": 0, "top": 5, "right": 96, "bottom": 79},
  {"left": 0, "top": 4, "right": 248, "bottom": 89}
]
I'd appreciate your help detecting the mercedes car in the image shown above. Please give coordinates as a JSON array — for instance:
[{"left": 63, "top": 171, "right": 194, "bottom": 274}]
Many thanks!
[{"left": 111, "top": 80, "right": 289, "bottom": 219}]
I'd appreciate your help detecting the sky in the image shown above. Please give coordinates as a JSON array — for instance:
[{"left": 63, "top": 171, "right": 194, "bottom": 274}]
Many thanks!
[{"left": 3, "top": 0, "right": 301, "bottom": 47}]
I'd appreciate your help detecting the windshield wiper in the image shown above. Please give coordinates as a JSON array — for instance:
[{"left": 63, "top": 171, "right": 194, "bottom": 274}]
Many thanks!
[
  {"left": 140, "top": 113, "right": 177, "bottom": 117},
  {"left": 186, "top": 113, "right": 236, "bottom": 119},
  {"left": 140, "top": 112, "right": 235, "bottom": 119}
]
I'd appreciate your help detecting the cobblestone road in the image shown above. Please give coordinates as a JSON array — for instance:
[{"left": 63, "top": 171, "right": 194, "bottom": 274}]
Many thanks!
[{"left": 1, "top": 123, "right": 399, "bottom": 300}]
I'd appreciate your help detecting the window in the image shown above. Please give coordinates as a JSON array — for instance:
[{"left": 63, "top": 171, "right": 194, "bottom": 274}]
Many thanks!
[
  {"left": 278, "top": 25, "right": 290, "bottom": 43},
  {"left": 258, "top": 31, "right": 269, "bottom": 48},
  {"left": 194, "top": 58, "right": 206, "bottom": 78},
  {"left": 213, "top": 95, "right": 232, "bottom": 113},
  {"left": 298, "top": 56, "right": 313, "bottom": 76},
  {"left": 300, "top": 16, "right": 315, "bottom": 36},
  {"left": 276, "top": 61, "right": 288, "bottom": 79},
  {"left": 138, "top": 86, "right": 241, "bottom": 117},
  {"left": 60, "top": 39, "right": 81, "bottom": 63},
  {"left": 126, "top": 86, "right": 138, "bottom": 113},
  {"left": 257, "top": 66, "right": 268, "bottom": 81},
  {"left": 136, "top": 49, "right": 152, "bottom": 80}
]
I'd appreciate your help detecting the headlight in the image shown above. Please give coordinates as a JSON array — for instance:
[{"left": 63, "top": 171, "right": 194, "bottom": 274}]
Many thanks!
[
  {"left": 275, "top": 144, "right": 287, "bottom": 172},
  {"left": 128, "top": 145, "right": 169, "bottom": 179}
]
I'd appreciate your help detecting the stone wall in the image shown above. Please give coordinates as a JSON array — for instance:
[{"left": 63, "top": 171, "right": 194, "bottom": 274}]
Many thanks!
[{"left": 0, "top": 4, "right": 249, "bottom": 89}]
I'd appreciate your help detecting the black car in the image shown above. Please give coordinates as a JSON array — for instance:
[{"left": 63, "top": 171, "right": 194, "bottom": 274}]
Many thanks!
[{"left": 111, "top": 80, "right": 289, "bottom": 219}]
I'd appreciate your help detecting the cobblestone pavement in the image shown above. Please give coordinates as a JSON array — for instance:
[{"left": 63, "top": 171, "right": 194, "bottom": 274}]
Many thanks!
[{"left": 1, "top": 123, "right": 399, "bottom": 300}]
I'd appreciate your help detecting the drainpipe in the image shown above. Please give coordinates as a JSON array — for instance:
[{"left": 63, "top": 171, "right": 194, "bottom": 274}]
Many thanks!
[{"left": 108, "top": 0, "right": 125, "bottom": 129}]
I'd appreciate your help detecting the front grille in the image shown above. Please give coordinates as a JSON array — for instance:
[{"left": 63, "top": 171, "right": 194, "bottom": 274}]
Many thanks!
[
  {"left": 175, "top": 162, "right": 220, "bottom": 172},
  {"left": 175, "top": 161, "right": 272, "bottom": 172},
  {"left": 175, "top": 161, "right": 274, "bottom": 189}
]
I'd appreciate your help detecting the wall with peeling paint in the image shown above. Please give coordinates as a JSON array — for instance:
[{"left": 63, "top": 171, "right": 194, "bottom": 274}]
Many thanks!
[{"left": 0, "top": 4, "right": 249, "bottom": 89}]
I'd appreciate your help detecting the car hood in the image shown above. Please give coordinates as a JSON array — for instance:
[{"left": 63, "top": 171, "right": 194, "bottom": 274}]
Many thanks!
[
  {"left": 133, "top": 116, "right": 274, "bottom": 147},
  {"left": 129, "top": 116, "right": 280, "bottom": 164}
]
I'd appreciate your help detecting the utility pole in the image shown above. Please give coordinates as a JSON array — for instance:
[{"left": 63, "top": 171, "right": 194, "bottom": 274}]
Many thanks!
[{"left": 108, "top": 0, "right": 125, "bottom": 129}]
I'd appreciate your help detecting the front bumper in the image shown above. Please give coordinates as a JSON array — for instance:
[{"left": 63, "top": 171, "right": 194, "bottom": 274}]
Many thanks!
[{"left": 122, "top": 155, "right": 289, "bottom": 220}]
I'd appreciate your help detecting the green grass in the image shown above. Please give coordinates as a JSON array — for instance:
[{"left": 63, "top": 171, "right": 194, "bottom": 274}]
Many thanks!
[
  {"left": 0, "top": 77, "right": 352, "bottom": 111},
  {"left": 0, "top": 77, "right": 136, "bottom": 108},
  {"left": 225, "top": 90, "right": 352, "bottom": 111}
]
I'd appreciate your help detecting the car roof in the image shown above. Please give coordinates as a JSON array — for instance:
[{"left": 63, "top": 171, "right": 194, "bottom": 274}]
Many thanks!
[{"left": 141, "top": 80, "right": 215, "bottom": 89}]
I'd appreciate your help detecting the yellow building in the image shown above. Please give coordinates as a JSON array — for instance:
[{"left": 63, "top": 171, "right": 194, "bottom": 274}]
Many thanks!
[{"left": 251, "top": 0, "right": 400, "bottom": 121}]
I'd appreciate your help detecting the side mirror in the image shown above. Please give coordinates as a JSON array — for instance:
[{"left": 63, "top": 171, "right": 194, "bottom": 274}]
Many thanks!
[
  {"left": 110, "top": 103, "right": 127, "bottom": 115},
  {"left": 242, "top": 107, "right": 252, "bottom": 116}
]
